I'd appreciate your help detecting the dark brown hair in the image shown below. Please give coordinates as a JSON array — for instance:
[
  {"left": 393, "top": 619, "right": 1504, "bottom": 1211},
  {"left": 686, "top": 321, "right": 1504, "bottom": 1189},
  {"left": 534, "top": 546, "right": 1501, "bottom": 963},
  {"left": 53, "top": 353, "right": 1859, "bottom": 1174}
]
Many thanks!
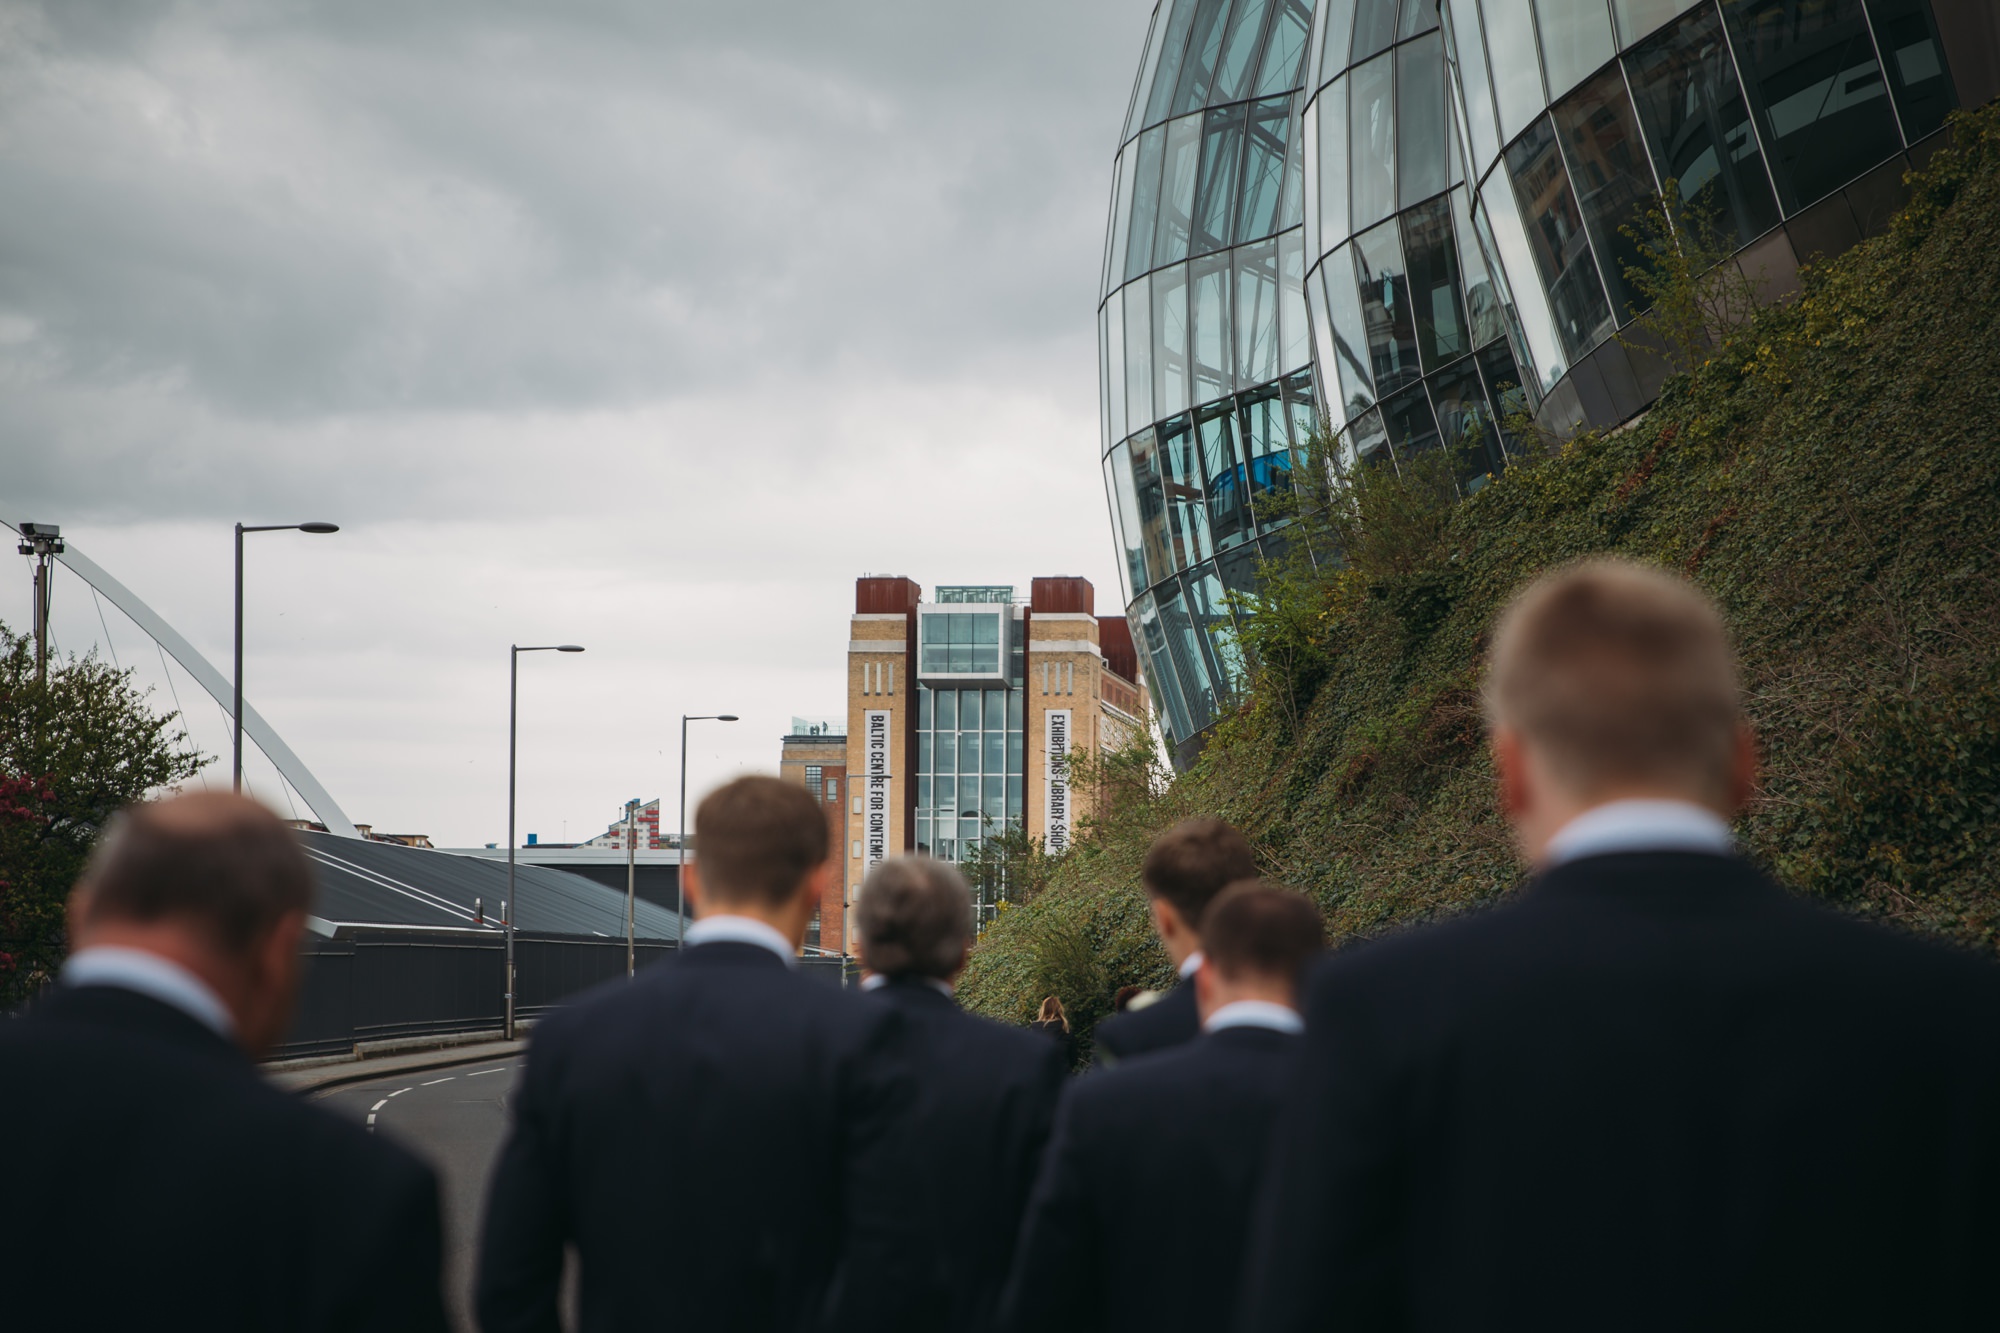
[
  {"left": 1140, "top": 817, "right": 1258, "bottom": 930},
  {"left": 692, "top": 776, "right": 830, "bottom": 909},
  {"left": 855, "top": 856, "right": 972, "bottom": 980},
  {"left": 1201, "top": 880, "right": 1326, "bottom": 986},
  {"left": 80, "top": 792, "right": 313, "bottom": 953}
]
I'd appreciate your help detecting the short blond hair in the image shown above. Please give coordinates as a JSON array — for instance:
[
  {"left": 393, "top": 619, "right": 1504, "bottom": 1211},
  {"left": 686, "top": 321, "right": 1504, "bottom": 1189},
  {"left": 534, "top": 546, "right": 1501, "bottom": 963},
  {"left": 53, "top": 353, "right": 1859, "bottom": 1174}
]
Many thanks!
[{"left": 1485, "top": 559, "right": 1742, "bottom": 804}]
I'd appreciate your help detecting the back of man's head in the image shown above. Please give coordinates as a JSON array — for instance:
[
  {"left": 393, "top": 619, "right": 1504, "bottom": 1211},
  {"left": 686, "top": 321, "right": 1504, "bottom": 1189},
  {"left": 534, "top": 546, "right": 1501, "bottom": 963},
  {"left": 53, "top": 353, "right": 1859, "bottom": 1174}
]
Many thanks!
[
  {"left": 78, "top": 791, "right": 312, "bottom": 954},
  {"left": 1486, "top": 559, "right": 1743, "bottom": 806},
  {"left": 1201, "top": 880, "right": 1326, "bottom": 988},
  {"left": 855, "top": 856, "right": 973, "bottom": 981},
  {"left": 693, "top": 776, "right": 829, "bottom": 910},
  {"left": 1141, "top": 818, "right": 1258, "bottom": 932}
]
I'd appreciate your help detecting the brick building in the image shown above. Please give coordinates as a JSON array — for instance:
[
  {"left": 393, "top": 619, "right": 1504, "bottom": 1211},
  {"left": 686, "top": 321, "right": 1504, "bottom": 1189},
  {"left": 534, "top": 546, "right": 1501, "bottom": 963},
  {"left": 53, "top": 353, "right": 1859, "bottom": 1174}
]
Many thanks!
[{"left": 779, "top": 719, "right": 848, "bottom": 955}]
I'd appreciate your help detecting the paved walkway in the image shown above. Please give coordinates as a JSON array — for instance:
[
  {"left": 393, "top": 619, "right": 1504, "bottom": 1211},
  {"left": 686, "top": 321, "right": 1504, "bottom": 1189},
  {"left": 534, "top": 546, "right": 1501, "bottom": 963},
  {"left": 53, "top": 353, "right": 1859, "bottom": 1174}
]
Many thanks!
[{"left": 268, "top": 1039, "right": 528, "bottom": 1093}]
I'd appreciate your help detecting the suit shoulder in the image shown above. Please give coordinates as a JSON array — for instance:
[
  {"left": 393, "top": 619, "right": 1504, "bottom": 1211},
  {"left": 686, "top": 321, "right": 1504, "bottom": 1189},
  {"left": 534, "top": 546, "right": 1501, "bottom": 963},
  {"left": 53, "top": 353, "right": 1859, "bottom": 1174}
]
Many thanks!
[{"left": 1094, "top": 984, "right": 1197, "bottom": 1056}]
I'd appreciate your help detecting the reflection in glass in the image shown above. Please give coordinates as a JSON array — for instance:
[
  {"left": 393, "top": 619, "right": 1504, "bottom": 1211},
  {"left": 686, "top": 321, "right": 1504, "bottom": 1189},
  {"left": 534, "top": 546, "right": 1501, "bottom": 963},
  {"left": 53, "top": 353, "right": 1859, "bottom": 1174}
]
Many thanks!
[
  {"left": 1445, "top": 0, "right": 1502, "bottom": 170},
  {"left": 1238, "top": 99, "right": 1293, "bottom": 242},
  {"left": 1157, "top": 584, "right": 1220, "bottom": 728},
  {"left": 1354, "top": 218, "right": 1422, "bottom": 394},
  {"left": 1505, "top": 115, "right": 1615, "bottom": 361},
  {"left": 1554, "top": 67, "right": 1657, "bottom": 322},
  {"left": 1865, "top": 0, "right": 1955, "bottom": 141},
  {"left": 1305, "top": 265, "right": 1343, "bottom": 422},
  {"left": 1255, "top": 0, "right": 1315, "bottom": 96},
  {"left": 1188, "top": 570, "right": 1251, "bottom": 696},
  {"left": 936, "top": 688, "right": 957, "bottom": 732},
  {"left": 1128, "top": 429, "right": 1174, "bottom": 588},
  {"left": 1107, "top": 441, "right": 1150, "bottom": 599},
  {"left": 958, "top": 773, "right": 979, "bottom": 814},
  {"left": 1612, "top": 0, "right": 1701, "bottom": 47},
  {"left": 1145, "top": 0, "right": 1206, "bottom": 130},
  {"left": 1137, "top": 591, "right": 1196, "bottom": 744},
  {"left": 1480, "top": 0, "right": 1548, "bottom": 140},
  {"left": 1536, "top": 0, "right": 1617, "bottom": 99},
  {"left": 1280, "top": 228, "right": 1312, "bottom": 372},
  {"left": 985, "top": 689, "right": 1005, "bottom": 732},
  {"left": 1625, "top": 3, "right": 1779, "bottom": 244},
  {"left": 1398, "top": 33, "right": 1450, "bottom": 207},
  {"left": 1350, "top": 53, "right": 1398, "bottom": 230},
  {"left": 1476, "top": 339, "right": 1532, "bottom": 454},
  {"left": 959, "top": 733, "right": 980, "bottom": 774},
  {"left": 1235, "top": 240, "right": 1281, "bottom": 388},
  {"left": 1401, "top": 196, "right": 1470, "bottom": 370},
  {"left": 917, "top": 732, "right": 933, "bottom": 782},
  {"left": 1719, "top": 0, "right": 1901, "bottom": 212},
  {"left": 1428, "top": 356, "right": 1504, "bottom": 488},
  {"left": 1382, "top": 382, "right": 1443, "bottom": 460},
  {"left": 1198, "top": 402, "right": 1254, "bottom": 552},
  {"left": 1106, "top": 149, "right": 1135, "bottom": 299},
  {"left": 1317, "top": 76, "right": 1350, "bottom": 249},
  {"left": 1125, "top": 3, "right": 1172, "bottom": 144},
  {"left": 1191, "top": 251, "right": 1233, "bottom": 403},
  {"left": 1318, "top": 0, "right": 1359, "bottom": 86},
  {"left": 1283, "top": 369, "right": 1319, "bottom": 456},
  {"left": 1154, "top": 263, "right": 1192, "bottom": 417},
  {"left": 1160, "top": 416, "right": 1217, "bottom": 569},
  {"left": 984, "top": 733, "right": 1005, "bottom": 779},
  {"left": 1353, "top": 0, "right": 1401, "bottom": 63},
  {"left": 1009, "top": 687, "right": 1024, "bottom": 730},
  {"left": 1125, "top": 279, "right": 1154, "bottom": 431},
  {"left": 1098, "top": 302, "right": 1113, "bottom": 449},
  {"left": 1126, "top": 126, "right": 1168, "bottom": 283},
  {"left": 1323, "top": 243, "right": 1378, "bottom": 412},
  {"left": 1346, "top": 403, "right": 1393, "bottom": 468},
  {"left": 1399, "top": 0, "right": 1440, "bottom": 37},
  {"left": 1173, "top": 0, "right": 1236, "bottom": 116},
  {"left": 1104, "top": 296, "right": 1126, "bottom": 442},
  {"left": 1193, "top": 105, "right": 1249, "bottom": 254},
  {"left": 1213, "top": 0, "right": 1275, "bottom": 105},
  {"left": 1154, "top": 114, "right": 1205, "bottom": 266},
  {"left": 1281, "top": 101, "right": 1306, "bottom": 229},
  {"left": 1476, "top": 188, "right": 1565, "bottom": 388},
  {"left": 1451, "top": 187, "right": 1507, "bottom": 346}
]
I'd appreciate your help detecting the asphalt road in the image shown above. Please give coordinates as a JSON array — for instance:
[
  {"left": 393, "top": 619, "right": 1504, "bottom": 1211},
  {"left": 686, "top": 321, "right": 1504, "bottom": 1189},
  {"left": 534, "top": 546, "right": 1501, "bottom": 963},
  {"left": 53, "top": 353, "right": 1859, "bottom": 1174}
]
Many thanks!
[{"left": 315, "top": 1055, "right": 524, "bottom": 1331}]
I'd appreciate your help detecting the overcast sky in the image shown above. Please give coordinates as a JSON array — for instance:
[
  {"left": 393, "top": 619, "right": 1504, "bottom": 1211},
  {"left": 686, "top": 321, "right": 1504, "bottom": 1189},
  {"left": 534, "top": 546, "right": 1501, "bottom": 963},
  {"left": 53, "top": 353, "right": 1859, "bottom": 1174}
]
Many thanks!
[{"left": 0, "top": 0, "right": 1148, "bottom": 847}]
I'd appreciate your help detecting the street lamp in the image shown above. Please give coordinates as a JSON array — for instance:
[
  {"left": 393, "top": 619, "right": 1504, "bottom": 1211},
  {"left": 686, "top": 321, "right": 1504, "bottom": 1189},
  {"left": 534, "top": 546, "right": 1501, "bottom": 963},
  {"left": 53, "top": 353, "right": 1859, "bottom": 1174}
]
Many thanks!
[
  {"left": 507, "top": 643, "right": 585, "bottom": 1040},
  {"left": 623, "top": 797, "right": 641, "bottom": 979},
  {"left": 234, "top": 521, "right": 339, "bottom": 792},
  {"left": 677, "top": 713, "right": 739, "bottom": 947}
]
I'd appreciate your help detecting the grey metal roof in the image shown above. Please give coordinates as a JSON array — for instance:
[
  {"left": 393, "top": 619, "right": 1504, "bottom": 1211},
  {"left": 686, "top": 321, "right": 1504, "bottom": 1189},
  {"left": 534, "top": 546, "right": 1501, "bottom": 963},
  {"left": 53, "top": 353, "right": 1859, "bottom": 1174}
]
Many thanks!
[{"left": 299, "top": 831, "right": 682, "bottom": 941}]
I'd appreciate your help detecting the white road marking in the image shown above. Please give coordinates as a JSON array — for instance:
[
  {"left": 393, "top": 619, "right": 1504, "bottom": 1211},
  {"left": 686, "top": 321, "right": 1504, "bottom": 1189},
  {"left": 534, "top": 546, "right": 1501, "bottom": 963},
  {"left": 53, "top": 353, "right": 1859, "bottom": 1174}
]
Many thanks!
[
  {"left": 366, "top": 1113, "right": 377, "bottom": 1130},
  {"left": 466, "top": 1067, "right": 508, "bottom": 1077},
  {"left": 421, "top": 1077, "right": 456, "bottom": 1086},
  {"left": 388, "top": 1087, "right": 410, "bottom": 1097},
  {"left": 371, "top": 1099, "right": 390, "bottom": 1112}
]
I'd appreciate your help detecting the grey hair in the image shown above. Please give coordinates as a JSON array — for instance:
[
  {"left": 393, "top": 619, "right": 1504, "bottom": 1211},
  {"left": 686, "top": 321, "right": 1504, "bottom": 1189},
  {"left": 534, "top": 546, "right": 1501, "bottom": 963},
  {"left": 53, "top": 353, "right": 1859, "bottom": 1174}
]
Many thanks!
[{"left": 855, "top": 855, "right": 975, "bottom": 980}]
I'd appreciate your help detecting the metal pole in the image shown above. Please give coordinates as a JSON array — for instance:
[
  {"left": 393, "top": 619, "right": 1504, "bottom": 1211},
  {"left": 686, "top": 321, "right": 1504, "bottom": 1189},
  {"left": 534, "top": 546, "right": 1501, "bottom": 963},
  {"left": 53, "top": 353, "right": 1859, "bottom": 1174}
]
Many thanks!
[
  {"left": 678, "top": 715, "right": 689, "bottom": 948},
  {"left": 506, "top": 645, "right": 518, "bottom": 1041},
  {"left": 233, "top": 523, "right": 244, "bottom": 792},
  {"left": 626, "top": 798, "right": 638, "bottom": 978},
  {"left": 32, "top": 556, "right": 49, "bottom": 686}
]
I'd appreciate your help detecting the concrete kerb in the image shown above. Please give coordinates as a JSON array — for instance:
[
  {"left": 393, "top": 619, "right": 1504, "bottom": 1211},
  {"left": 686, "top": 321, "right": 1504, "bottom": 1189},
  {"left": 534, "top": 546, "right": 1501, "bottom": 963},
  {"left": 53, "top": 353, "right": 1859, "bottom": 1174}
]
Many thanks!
[{"left": 267, "top": 1032, "right": 531, "bottom": 1094}]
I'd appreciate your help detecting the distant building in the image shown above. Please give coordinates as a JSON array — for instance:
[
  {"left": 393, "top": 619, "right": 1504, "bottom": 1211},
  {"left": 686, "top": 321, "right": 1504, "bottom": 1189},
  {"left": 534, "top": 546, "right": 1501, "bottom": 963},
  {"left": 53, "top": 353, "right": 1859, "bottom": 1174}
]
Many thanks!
[
  {"left": 579, "top": 798, "right": 673, "bottom": 851},
  {"left": 842, "top": 575, "right": 1149, "bottom": 947},
  {"left": 779, "top": 719, "right": 848, "bottom": 955},
  {"left": 284, "top": 819, "right": 433, "bottom": 849}
]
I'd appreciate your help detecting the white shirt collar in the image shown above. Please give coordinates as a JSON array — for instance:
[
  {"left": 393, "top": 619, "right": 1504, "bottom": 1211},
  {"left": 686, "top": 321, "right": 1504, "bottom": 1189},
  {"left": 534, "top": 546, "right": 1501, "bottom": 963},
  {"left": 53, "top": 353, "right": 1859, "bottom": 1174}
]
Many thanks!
[
  {"left": 859, "top": 973, "right": 954, "bottom": 997},
  {"left": 1177, "top": 950, "right": 1205, "bottom": 981},
  {"left": 682, "top": 914, "right": 798, "bottom": 967},
  {"left": 1544, "top": 799, "right": 1735, "bottom": 869},
  {"left": 1203, "top": 999, "right": 1304, "bottom": 1036},
  {"left": 62, "top": 946, "right": 236, "bottom": 1041}
]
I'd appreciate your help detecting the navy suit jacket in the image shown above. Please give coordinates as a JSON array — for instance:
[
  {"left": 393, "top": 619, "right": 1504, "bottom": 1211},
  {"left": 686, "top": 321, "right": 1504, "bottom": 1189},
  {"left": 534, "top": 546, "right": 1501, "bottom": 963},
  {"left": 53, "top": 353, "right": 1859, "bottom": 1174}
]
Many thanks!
[
  {"left": 0, "top": 984, "right": 447, "bottom": 1333},
  {"left": 476, "top": 942, "right": 918, "bottom": 1333},
  {"left": 1002, "top": 1023, "right": 1298, "bottom": 1333},
  {"left": 1237, "top": 852, "right": 2000, "bottom": 1332},
  {"left": 1090, "top": 978, "right": 1198, "bottom": 1066},
  {"left": 867, "top": 978, "right": 1069, "bottom": 1333}
]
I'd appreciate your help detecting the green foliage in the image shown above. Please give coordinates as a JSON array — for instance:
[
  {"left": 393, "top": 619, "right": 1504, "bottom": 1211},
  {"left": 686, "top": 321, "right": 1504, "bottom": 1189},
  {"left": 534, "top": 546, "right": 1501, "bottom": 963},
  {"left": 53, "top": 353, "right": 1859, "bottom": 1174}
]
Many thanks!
[
  {"left": 1619, "top": 177, "right": 1765, "bottom": 373},
  {"left": 0, "top": 624, "right": 207, "bottom": 1003},
  {"left": 961, "top": 107, "right": 2000, "bottom": 1039}
]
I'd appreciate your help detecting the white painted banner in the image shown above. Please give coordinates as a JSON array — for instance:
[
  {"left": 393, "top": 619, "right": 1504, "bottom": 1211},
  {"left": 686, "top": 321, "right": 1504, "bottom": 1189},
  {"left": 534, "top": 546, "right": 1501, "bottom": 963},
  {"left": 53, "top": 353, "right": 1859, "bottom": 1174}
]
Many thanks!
[
  {"left": 1044, "top": 708, "right": 1073, "bottom": 854},
  {"left": 864, "top": 708, "right": 893, "bottom": 869}
]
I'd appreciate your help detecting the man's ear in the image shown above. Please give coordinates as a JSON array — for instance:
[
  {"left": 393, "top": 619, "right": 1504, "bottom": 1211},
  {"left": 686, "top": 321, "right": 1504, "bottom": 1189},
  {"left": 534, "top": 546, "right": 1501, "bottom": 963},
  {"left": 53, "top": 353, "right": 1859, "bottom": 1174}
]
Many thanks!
[
  {"left": 1149, "top": 896, "right": 1180, "bottom": 943},
  {"left": 682, "top": 860, "right": 703, "bottom": 918},
  {"left": 1491, "top": 726, "right": 1529, "bottom": 820},
  {"left": 1727, "top": 721, "right": 1759, "bottom": 814},
  {"left": 1193, "top": 958, "right": 1215, "bottom": 1007},
  {"left": 65, "top": 885, "right": 96, "bottom": 949}
]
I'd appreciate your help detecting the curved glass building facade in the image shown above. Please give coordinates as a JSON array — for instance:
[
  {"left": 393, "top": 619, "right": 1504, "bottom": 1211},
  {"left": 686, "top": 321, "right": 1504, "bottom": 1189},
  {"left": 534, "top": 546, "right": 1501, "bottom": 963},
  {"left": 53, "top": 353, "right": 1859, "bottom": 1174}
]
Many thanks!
[{"left": 1102, "top": 0, "right": 1997, "bottom": 763}]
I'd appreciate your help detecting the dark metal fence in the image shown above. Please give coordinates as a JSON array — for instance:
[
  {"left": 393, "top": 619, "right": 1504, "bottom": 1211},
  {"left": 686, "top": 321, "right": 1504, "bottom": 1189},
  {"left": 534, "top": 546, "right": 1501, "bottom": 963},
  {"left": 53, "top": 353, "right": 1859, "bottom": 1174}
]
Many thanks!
[{"left": 279, "top": 927, "right": 848, "bottom": 1061}]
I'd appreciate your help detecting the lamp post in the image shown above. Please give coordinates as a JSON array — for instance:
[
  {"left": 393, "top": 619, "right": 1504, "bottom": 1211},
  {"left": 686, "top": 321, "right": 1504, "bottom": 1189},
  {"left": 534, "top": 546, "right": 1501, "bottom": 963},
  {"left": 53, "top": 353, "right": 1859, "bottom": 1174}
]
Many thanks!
[
  {"left": 507, "top": 643, "right": 585, "bottom": 1040},
  {"left": 624, "top": 797, "right": 640, "bottom": 978},
  {"left": 677, "top": 713, "right": 739, "bottom": 947},
  {"left": 234, "top": 521, "right": 339, "bottom": 792}
]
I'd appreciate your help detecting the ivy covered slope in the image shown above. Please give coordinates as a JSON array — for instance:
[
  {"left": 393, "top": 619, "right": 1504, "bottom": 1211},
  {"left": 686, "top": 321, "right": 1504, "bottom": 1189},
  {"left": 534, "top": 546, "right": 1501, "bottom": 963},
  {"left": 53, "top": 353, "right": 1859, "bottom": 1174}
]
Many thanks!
[{"left": 961, "top": 108, "right": 2000, "bottom": 1035}]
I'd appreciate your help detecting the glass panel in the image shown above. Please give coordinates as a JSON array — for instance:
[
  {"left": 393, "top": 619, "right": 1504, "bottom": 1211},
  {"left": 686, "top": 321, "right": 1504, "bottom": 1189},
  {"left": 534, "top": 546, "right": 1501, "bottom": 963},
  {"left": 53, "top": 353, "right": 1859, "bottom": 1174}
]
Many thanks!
[
  {"left": 1237, "top": 98, "right": 1292, "bottom": 242},
  {"left": 1537, "top": 0, "right": 1618, "bottom": 98},
  {"left": 1447, "top": 0, "right": 1503, "bottom": 170},
  {"left": 1323, "top": 243, "right": 1378, "bottom": 412},
  {"left": 959, "top": 733, "right": 980, "bottom": 774},
  {"left": 1279, "top": 227, "right": 1312, "bottom": 372},
  {"left": 1007, "top": 776, "right": 1024, "bottom": 816},
  {"left": 1193, "top": 104, "right": 1249, "bottom": 253},
  {"left": 1475, "top": 189, "right": 1565, "bottom": 388},
  {"left": 1197, "top": 401, "right": 1255, "bottom": 551},
  {"left": 1007, "top": 729, "right": 1024, "bottom": 774},
  {"left": 1344, "top": 403, "right": 1393, "bottom": 468},
  {"left": 1381, "top": 381, "right": 1444, "bottom": 460},
  {"left": 1235, "top": 239, "right": 1282, "bottom": 388},
  {"left": 1099, "top": 300, "right": 1113, "bottom": 450},
  {"left": 1317, "top": 75, "right": 1351, "bottom": 250},
  {"left": 1612, "top": 0, "right": 1701, "bottom": 47},
  {"left": 1129, "top": 428, "right": 1175, "bottom": 589},
  {"left": 1106, "top": 149, "right": 1135, "bottom": 300},
  {"left": 1126, "top": 2, "right": 1173, "bottom": 142},
  {"left": 1173, "top": 0, "right": 1238, "bottom": 115},
  {"left": 1188, "top": 570, "right": 1251, "bottom": 696},
  {"left": 1282, "top": 103, "right": 1305, "bottom": 229},
  {"left": 1146, "top": 0, "right": 1207, "bottom": 129},
  {"left": 1349, "top": 52, "right": 1398, "bottom": 230},
  {"left": 1125, "top": 279, "right": 1154, "bottom": 431},
  {"left": 1159, "top": 415, "right": 1216, "bottom": 569},
  {"left": 1403, "top": 0, "right": 1440, "bottom": 37},
  {"left": 1480, "top": 0, "right": 1549, "bottom": 140},
  {"left": 1106, "top": 443, "right": 1147, "bottom": 600},
  {"left": 1719, "top": 0, "right": 1902, "bottom": 213},
  {"left": 936, "top": 688, "right": 957, "bottom": 731},
  {"left": 1319, "top": 0, "right": 1360, "bottom": 84},
  {"left": 1476, "top": 338, "right": 1534, "bottom": 455},
  {"left": 1154, "top": 262, "right": 1192, "bottom": 417},
  {"left": 984, "top": 733, "right": 1005, "bottom": 778},
  {"left": 1104, "top": 297, "right": 1126, "bottom": 442},
  {"left": 985, "top": 690, "right": 1005, "bottom": 731},
  {"left": 1154, "top": 113, "right": 1206, "bottom": 266},
  {"left": 1303, "top": 95, "right": 1321, "bottom": 258},
  {"left": 1553, "top": 66, "right": 1657, "bottom": 324},
  {"left": 1352, "top": 0, "right": 1401, "bottom": 62},
  {"left": 1428, "top": 356, "right": 1506, "bottom": 488},
  {"left": 1242, "top": 388, "right": 1296, "bottom": 532},
  {"left": 1157, "top": 583, "right": 1220, "bottom": 732},
  {"left": 958, "top": 775, "right": 980, "bottom": 817},
  {"left": 1009, "top": 686, "right": 1024, "bottom": 729},
  {"left": 1398, "top": 32, "right": 1451, "bottom": 207},
  {"left": 983, "top": 776, "right": 1005, "bottom": 821},
  {"left": 1865, "top": 0, "right": 1955, "bottom": 141},
  {"left": 1125, "top": 126, "right": 1169, "bottom": 282},
  {"left": 1504, "top": 115, "right": 1616, "bottom": 361},
  {"left": 1213, "top": 0, "right": 1275, "bottom": 104},
  {"left": 917, "top": 732, "right": 933, "bottom": 778},
  {"left": 1136, "top": 592, "right": 1196, "bottom": 745},
  {"left": 1451, "top": 187, "right": 1508, "bottom": 346},
  {"left": 918, "top": 689, "right": 933, "bottom": 730},
  {"left": 1284, "top": 368, "right": 1320, "bottom": 458},
  {"left": 1255, "top": 0, "right": 1316, "bottom": 95},
  {"left": 1401, "top": 196, "right": 1471, "bottom": 371},
  {"left": 1191, "top": 251, "right": 1234, "bottom": 402},
  {"left": 1625, "top": 4, "right": 1780, "bottom": 243},
  {"left": 1353, "top": 218, "right": 1422, "bottom": 395},
  {"left": 1305, "top": 261, "right": 1344, "bottom": 423}
]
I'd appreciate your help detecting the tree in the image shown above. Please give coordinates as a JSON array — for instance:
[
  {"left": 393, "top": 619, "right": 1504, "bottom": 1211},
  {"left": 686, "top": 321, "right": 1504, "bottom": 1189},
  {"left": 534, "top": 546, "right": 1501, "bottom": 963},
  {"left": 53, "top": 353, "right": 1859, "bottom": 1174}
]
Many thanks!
[
  {"left": 1620, "top": 177, "right": 1766, "bottom": 374},
  {"left": 0, "top": 623, "right": 206, "bottom": 1004}
]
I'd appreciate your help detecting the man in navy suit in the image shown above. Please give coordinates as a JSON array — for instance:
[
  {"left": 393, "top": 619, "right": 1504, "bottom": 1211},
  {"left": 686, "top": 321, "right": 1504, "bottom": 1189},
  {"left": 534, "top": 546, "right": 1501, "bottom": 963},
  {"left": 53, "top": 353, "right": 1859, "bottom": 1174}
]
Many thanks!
[
  {"left": 853, "top": 855, "right": 1068, "bottom": 1333},
  {"left": 476, "top": 776, "right": 916, "bottom": 1333},
  {"left": 1238, "top": 559, "right": 2000, "bottom": 1331},
  {"left": 0, "top": 792, "right": 448, "bottom": 1333},
  {"left": 1001, "top": 880, "right": 1325, "bottom": 1333},
  {"left": 1090, "top": 817, "right": 1257, "bottom": 1066}
]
